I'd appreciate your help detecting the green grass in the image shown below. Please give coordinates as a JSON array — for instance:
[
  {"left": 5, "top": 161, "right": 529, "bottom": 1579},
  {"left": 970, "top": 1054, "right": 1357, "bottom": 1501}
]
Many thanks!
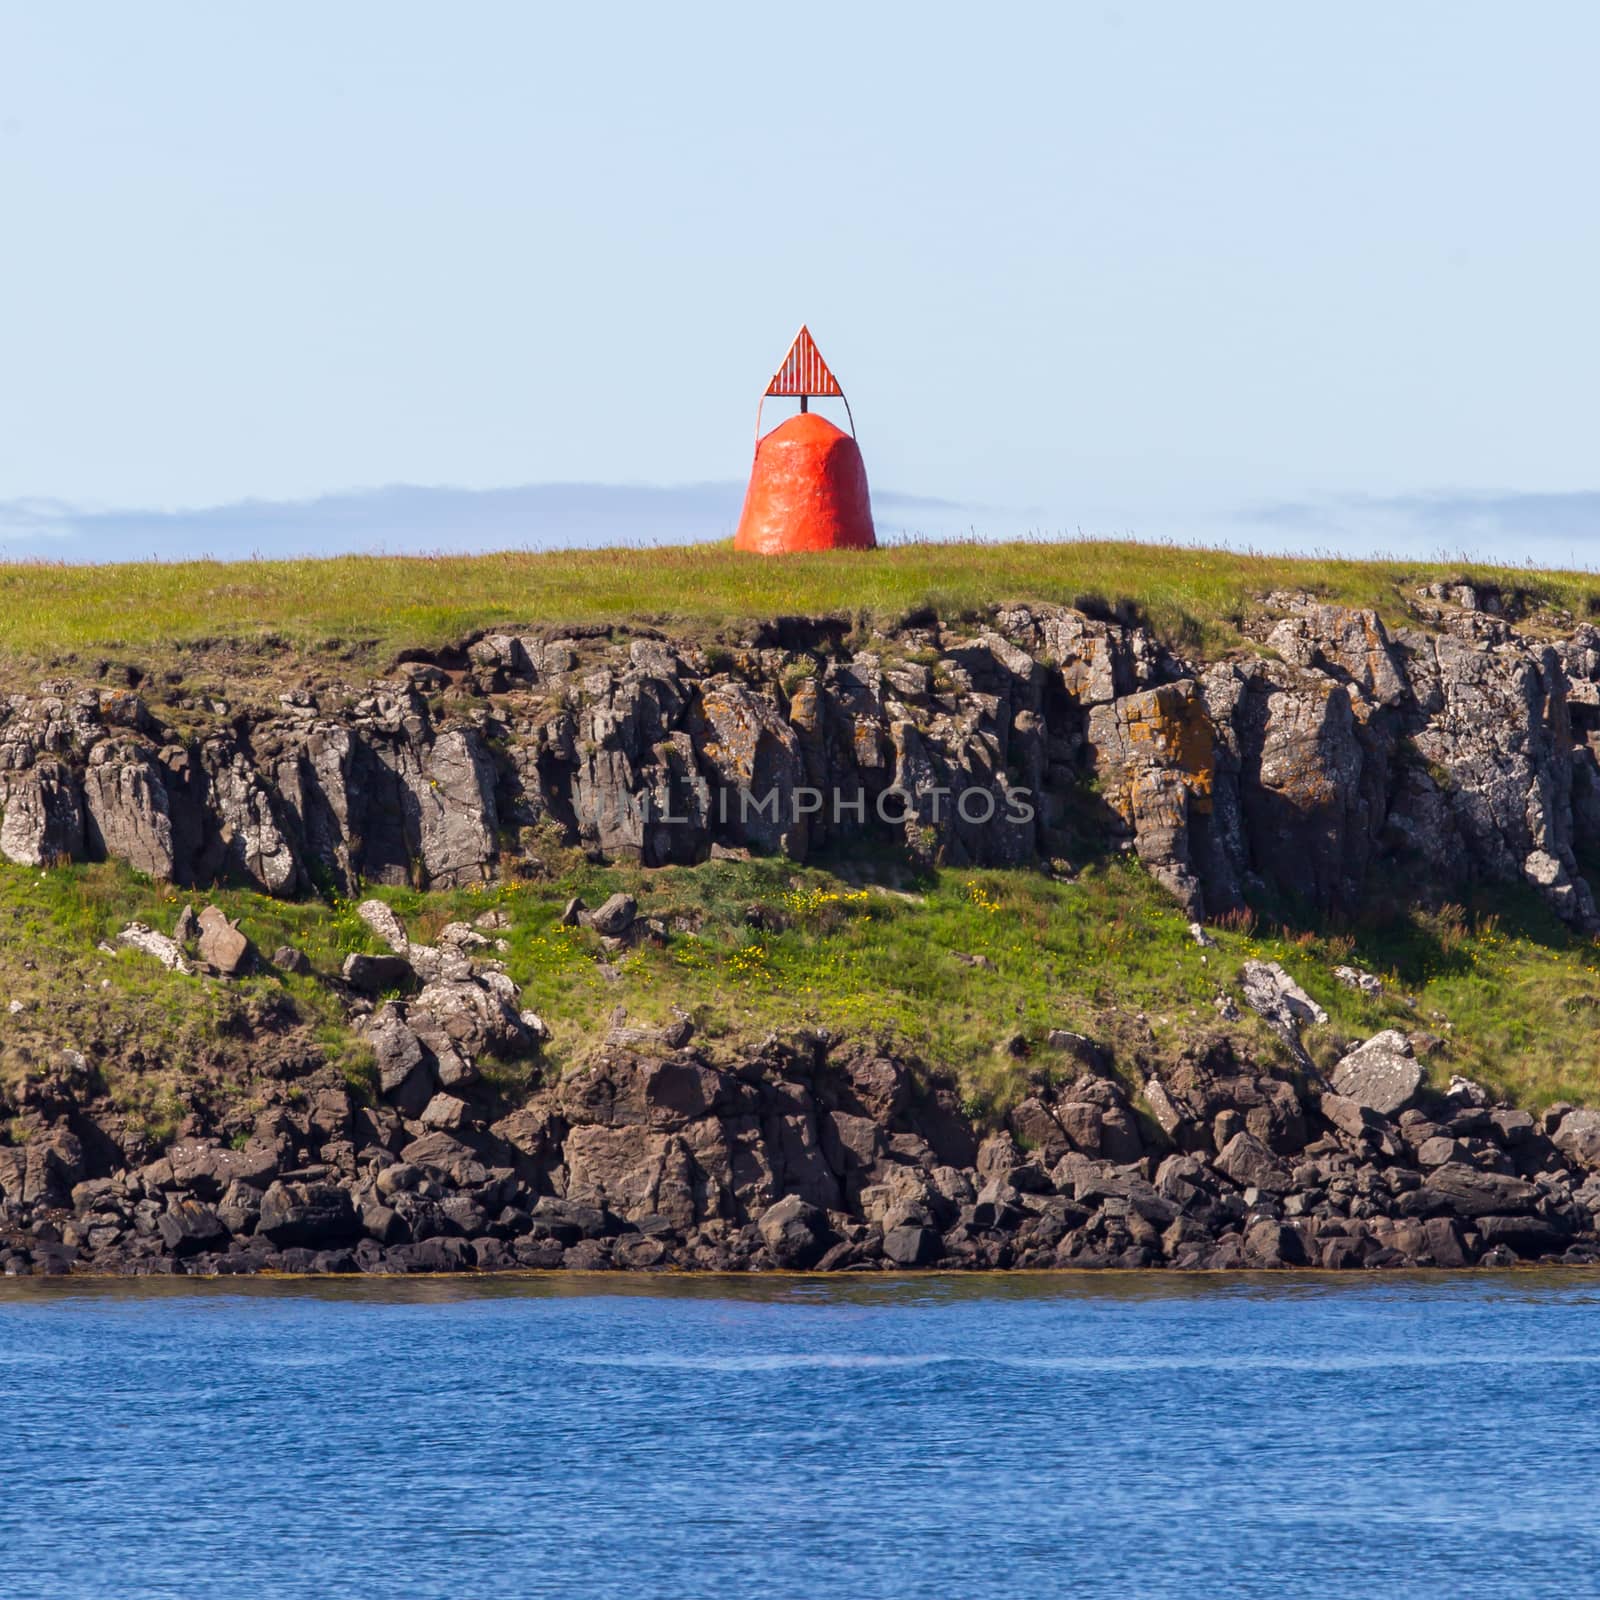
[
  {"left": 0, "top": 865, "right": 384, "bottom": 1143},
  {"left": 6, "top": 851, "right": 1600, "bottom": 1134},
  {"left": 4, "top": 537, "right": 1599, "bottom": 671},
  {"left": 6, "top": 536, "right": 1600, "bottom": 1130}
]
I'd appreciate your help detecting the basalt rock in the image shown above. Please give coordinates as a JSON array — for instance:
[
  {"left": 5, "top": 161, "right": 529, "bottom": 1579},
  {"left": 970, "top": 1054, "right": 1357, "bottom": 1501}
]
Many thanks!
[
  {"left": 6, "top": 1021, "right": 1599, "bottom": 1277},
  {"left": 1330, "top": 1031, "right": 1424, "bottom": 1117},
  {"left": 583, "top": 893, "right": 638, "bottom": 937},
  {"left": 1419, "top": 1164, "right": 1541, "bottom": 1218},
  {"left": 1552, "top": 1108, "right": 1600, "bottom": 1169},
  {"left": 3, "top": 595, "right": 1599, "bottom": 927},
  {"left": 0, "top": 759, "right": 84, "bottom": 867},
  {"left": 757, "top": 1195, "right": 832, "bottom": 1268},
  {"left": 257, "top": 1181, "right": 359, "bottom": 1248},
  {"left": 157, "top": 1200, "right": 227, "bottom": 1258},
  {"left": 342, "top": 952, "right": 415, "bottom": 995},
  {"left": 197, "top": 907, "right": 253, "bottom": 978}
]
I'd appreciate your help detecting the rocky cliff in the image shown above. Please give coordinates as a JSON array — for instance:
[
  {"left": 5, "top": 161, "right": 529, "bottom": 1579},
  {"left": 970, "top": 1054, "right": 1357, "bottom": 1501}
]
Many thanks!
[
  {"left": 8, "top": 578, "right": 1600, "bottom": 1277},
  {"left": 6, "top": 581, "right": 1600, "bottom": 931}
]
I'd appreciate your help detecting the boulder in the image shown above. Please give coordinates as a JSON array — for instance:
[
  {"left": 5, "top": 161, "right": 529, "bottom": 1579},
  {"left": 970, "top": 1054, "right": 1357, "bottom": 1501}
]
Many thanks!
[
  {"left": 585, "top": 893, "right": 638, "bottom": 937},
  {"left": 419, "top": 1094, "right": 469, "bottom": 1132},
  {"left": 360, "top": 1202, "right": 406, "bottom": 1246},
  {"left": 357, "top": 899, "right": 410, "bottom": 953},
  {"left": 1420, "top": 1163, "right": 1540, "bottom": 1218},
  {"left": 1475, "top": 1214, "right": 1568, "bottom": 1258},
  {"left": 399, "top": 1132, "right": 491, "bottom": 1189},
  {"left": 606, "top": 1011, "right": 695, "bottom": 1052},
  {"left": 1488, "top": 1108, "right": 1535, "bottom": 1146},
  {"left": 342, "top": 951, "right": 415, "bottom": 995},
  {"left": 561, "top": 1239, "right": 613, "bottom": 1271},
  {"left": 166, "top": 1140, "right": 279, "bottom": 1199},
  {"left": 392, "top": 1236, "right": 474, "bottom": 1273},
  {"left": 1415, "top": 1135, "right": 1462, "bottom": 1168},
  {"left": 412, "top": 978, "right": 532, "bottom": 1059},
  {"left": 1214, "top": 1131, "right": 1293, "bottom": 1194},
  {"left": 1160, "top": 1040, "right": 1310, "bottom": 1156},
  {"left": 1319, "top": 1092, "right": 1385, "bottom": 1142},
  {"left": 197, "top": 906, "right": 253, "bottom": 977},
  {"left": 531, "top": 1195, "right": 615, "bottom": 1243},
  {"left": 1416, "top": 1216, "right": 1471, "bottom": 1269},
  {"left": 22, "top": 1130, "right": 84, "bottom": 1208},
  {"left": 756, "top": 1195, "right": 831, "bottom": 1268},
  {"left": 1242, "top": 1217, "right": 1307, "bottom": 1267},
  {"left": 1043, "top": 1031, "right": 1108, "bottom": 1069},
  {"left": 1330, "top": 1031, "right": 1424, "bottom": 1117},
  {"left": 217, "top": 1179, "right": 263, "bottom": 1236},
  {"left": 257, "top": 1181, "right": 358, "bottom": 1247},
  {"left": 1239, "top": 961, "right": 1327, "bottom": 1029},
  {"left": 1333, "top": 965, "right": 1382, "bottom": 997},
  {"left": 368, "top": 1009, "right": 435, "bottom": 1117},
  {"left": 1053, "top": 1098, "right": 1142, "bottom": 1162},
  {"left": 374, "top": 1162, "right": 423, "bottom": 1200},
  {"left": 613, "top": 1235, "right": 671, "bottom": 1270},
  {"left": 882, "top": 1223, "right": 941, "bottom": 1268},
  {"left": 1049, "top": 1076, "right": 1144, "bottom": 1159},
  {"left": 1552, "top": 1108, "right": 1600, "bottom": 1168},
  {"left": 116, "top": 922, "right": 191, "bottom": 975},
  {"left": 157, "top": 1200, "right": 227, "bottom": 1258},
  {"left": 1008, "top": 1097, "right": 1068, "bottom": 1162}
]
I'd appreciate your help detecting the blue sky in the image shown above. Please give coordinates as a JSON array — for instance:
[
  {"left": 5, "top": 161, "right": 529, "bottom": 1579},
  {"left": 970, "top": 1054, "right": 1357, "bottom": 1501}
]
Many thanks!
[{"left": 3, "top": 3, "right": 1598, "bottom": 565}]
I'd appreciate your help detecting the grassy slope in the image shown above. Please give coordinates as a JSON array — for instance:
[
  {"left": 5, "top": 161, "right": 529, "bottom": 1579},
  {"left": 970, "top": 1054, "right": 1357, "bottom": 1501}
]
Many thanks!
[
  {"left": 4, "top": 537, "right": 1600, "bottom": 1128},
  {"left": 5, "top": 851, "right": 1599, "bottom": 1137},
  {"left": 3, "top": 537, "right": 1598, "bottom": 667}
]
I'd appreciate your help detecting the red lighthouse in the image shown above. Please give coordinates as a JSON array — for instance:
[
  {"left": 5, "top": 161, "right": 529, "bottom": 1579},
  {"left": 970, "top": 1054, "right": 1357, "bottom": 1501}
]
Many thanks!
[{"left": 733, "top": 327, "right": 876, "bottom": 555}]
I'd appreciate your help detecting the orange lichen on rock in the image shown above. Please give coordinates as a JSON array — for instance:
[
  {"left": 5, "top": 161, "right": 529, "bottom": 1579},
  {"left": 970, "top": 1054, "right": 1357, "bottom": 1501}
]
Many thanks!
[{"left": 1119, "top": 682, "right": 1216, "bottom": 813}]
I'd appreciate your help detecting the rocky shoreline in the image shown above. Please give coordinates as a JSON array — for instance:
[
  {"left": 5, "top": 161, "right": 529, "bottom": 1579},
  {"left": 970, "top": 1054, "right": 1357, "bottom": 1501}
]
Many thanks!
[
  {"left": 5, "top": 912, "right": 1600, "bottom": 1277},
  {"left": 9, "top": 581, "right": 1600, "bottom": 1276}
]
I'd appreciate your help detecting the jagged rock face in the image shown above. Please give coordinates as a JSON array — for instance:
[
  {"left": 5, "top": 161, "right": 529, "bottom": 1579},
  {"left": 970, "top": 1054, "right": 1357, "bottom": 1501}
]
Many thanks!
[
  {"left": 1401, "top": 618, "right": 1598, "bottom": 924},
  {"left": 0, "top": 759, "right": 84, "bottom": 867},
  {"left": 83, "top": 743, "right": 175, "bottom": 880},
  {"left": 1087, "top": 680, "right": 1214, "bottom": 917},
  {"left": 692, "top": 681, "right": 808, "bottom": 857},
  {"left": 1260, "top": 596, "right": 1407, "bottom": 708},
  {"left": 5, "top": 591, "right": 1600, "bottom": 927}
]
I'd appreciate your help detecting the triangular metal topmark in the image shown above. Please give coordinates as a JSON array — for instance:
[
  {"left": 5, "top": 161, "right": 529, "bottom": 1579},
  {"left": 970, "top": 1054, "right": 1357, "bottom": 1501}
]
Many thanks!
[{"left": 765, "top": 325, "right": 844, "bottom": 397}]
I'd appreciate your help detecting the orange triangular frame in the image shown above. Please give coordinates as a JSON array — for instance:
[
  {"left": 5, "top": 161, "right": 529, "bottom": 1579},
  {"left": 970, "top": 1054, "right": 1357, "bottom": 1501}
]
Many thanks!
[{"left": 765, "top": 325, "right": 844, "bottom": 397}]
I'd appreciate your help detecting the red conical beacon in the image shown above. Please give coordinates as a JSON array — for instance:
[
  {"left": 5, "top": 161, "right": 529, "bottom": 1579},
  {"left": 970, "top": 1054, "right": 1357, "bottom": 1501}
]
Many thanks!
[{"left": 734, "top": 326, "right": 876, "bottom": 554}]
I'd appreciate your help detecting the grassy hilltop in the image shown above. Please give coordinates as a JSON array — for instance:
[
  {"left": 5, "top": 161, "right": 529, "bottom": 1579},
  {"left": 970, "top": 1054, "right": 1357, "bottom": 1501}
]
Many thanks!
[
  {"left": 4, "top": 536, "right": 1599, "bottom": 667},
  {"left": 4, "top": 537, "right": 1600, "bottom": 1138}
]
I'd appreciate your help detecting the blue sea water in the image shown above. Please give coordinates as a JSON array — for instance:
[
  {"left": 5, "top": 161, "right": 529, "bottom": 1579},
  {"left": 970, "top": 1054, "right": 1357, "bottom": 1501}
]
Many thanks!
[{"left": 2, "top": 1272, "right": 1599, "bottom": 1600}]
